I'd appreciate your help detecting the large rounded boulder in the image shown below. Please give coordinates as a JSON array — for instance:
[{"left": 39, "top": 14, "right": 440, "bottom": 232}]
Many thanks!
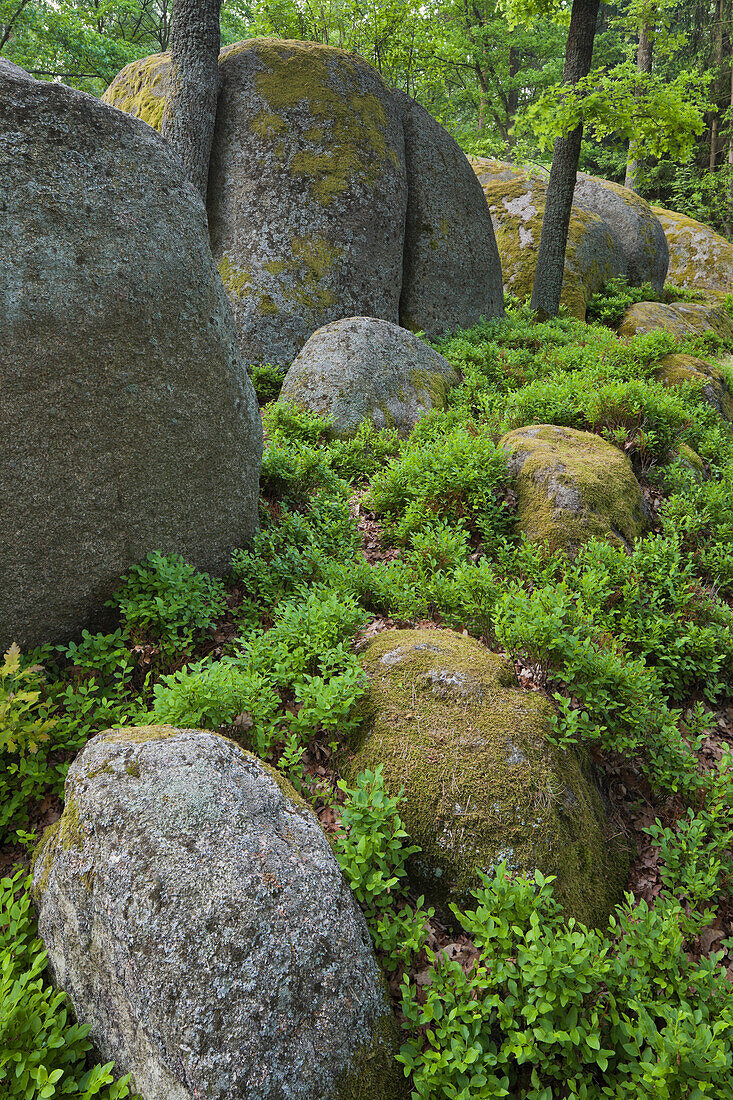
[
  {"left": 652, "top": 206, "right": 733, "bottom": 296},
  {"left": 619, "top": 300, "right": 733, "bottom": 341},
  {"left": 104, "top": 41, "right": 503, "bottom": 361},
  {"left": 500, "top": 425, "right": 651, "bottom": 555},
  {"left": 0, "top": 65, "right": 262, "bottom": 652},
  {"left": 32, "top": 726, "right": 405, "bottom": 1100},
  {"left": 470, "top": 158, "right": 626, "bottom": 318},
  {"left": 573, "top": 174, "right": 669, "bottom": 292},
  {"left": 394, "top": 90, "right": 504, "bottom": 334},
  {"left": 348, "top": 630, "right": 628, "bottom": 928},
  {"left": 279, "top": 316, "right": 460, "bottom": 437}
]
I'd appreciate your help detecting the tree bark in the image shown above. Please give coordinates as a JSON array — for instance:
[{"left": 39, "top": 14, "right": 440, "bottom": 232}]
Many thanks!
[
  {"left": 530, "top": 0, "right": 601, "bottom": 320},
  {"left": 161, "top": 0, "right": 222, "bottom": 202},
  {"left": 624, "top": 24, "right": 654, "bottom": 191},
  {"left": 709, "top": 0, "right": 724, "bottom": 170}
]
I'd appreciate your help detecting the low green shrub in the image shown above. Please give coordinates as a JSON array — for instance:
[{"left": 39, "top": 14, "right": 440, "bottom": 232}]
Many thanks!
[
  {"left": 250, "top": 362, "right": 286, "bottom": 405},
  {"left": 109, "top": 551, "right": 227, "bottom": 661},
  {"left": 0, "top": 870, "right": 133, "bottom": 1099},
  {"left": 398, "top": 865, "right": 733, "bottom": 1099}
]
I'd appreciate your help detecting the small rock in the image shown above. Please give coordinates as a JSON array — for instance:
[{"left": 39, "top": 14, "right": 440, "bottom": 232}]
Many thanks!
[{"left": 279, "top": 316, "right": 460, "bottom": 438}]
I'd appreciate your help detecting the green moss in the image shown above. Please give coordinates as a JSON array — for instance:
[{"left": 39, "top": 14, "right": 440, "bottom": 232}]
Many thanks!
[
  {"left": 474, "top": 163, "right": 605, "bottom": 320},
  {"left": 675, "top": 442, "right": 705, "bottom": 482},
  {"left": 334, "top": 1000, "right": 408, "bottom": 1100},
  {"left": 284, "top": 236, "right": 341, "bottom": 311},
  {"left": 101, "top": 52, "right": 171, "bottom": 130},
  {"left": 218, "top": 255, "right": 253, "bottom": 301},
  {"left": 263, "top": 259, "right": 287, "bottom": 275},
  {"left": 501, "top": 425, "right": 650, "bottom": 556},
  {"left": 347, "top": 629, "right": 628, "bottom": 929},
  {"left": 30, "top": 820, "right": 61, "bottom": 900},
  {"left": 652, "top": 206, "right": 733, "bottom": 294},
  {"left": 250, "top": 39, "right": 395, "bottom": 205},
  {"left": 407, "top": 368, "right": 451, "bottom": 409},
  {"left": 619, "top": 301, "right": 733, "bottom": 340},
  {"left": 250, "top": 109, "right": 288, "bottom": 140},
  {"left": 257, "top": 292, "right": 280, "bottom": 315},
  {"left": 655, "top": 353, "right": 733, "bottom": 422}
]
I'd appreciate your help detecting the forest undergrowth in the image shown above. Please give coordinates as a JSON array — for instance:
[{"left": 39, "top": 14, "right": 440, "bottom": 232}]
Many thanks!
[{"left": 5, "top": 293, "right": 733, "bottom": 1098}]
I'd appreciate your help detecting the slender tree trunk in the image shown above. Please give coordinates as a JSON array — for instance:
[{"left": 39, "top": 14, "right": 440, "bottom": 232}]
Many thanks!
[
  {"left": 709, "top": 0, "right": 724, "bottom": 170},
  {"left": 530, "top": 0, "right": 601, "bottom": 320},
  {"left": 624, "top": 24, "right": 654, "bottom": 191},
  {"left": 506, "top": 45, "right": 520, "bottom": 144},
  {"left": 161, "top": 0, "right": 222, "bottom": 201}
]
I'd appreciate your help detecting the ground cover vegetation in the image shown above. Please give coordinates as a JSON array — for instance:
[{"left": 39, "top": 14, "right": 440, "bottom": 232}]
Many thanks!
[
  {"left": 1, "top": 0, "right": 731, "bottom": 239},
  {"left": 4, "top": 290, "right": 733, "bottom": 1096}
]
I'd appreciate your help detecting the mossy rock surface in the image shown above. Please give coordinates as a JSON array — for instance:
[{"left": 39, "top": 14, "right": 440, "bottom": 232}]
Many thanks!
[
  {"left": 469, "top": 158, "right": 626, "bottom": 319},
  {"left": 619, "top": 300, "right": 733, "bottom": 341},
  {"left": 348, "top": 630, "right": 629, "bottom": 928},
  {"left": 279, "top": 315, "right": 460, "bottom": 437},
  {"left": 500, "top": 425, "right": 651, "bottom": 556},
  {"left": 32, "top": 725, "right": 406, "bottom": 1100},
  {"left": 655, "top": 353, "right": 733, "bottom": 423},
  {"left": 105, "top": 39, "right": 407, "bottom": 366},
  {"left": 652, "top": 206, "right": 733, "bottom": 295}
]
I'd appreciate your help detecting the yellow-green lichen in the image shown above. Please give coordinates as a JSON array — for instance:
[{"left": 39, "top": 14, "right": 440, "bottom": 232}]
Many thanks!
[
  {"left": 218, "top": 254, "right": 253, "bottom": 301},
  {"left": 248, "top": 39, "right": 395, "bottom": 205},
  {"left": 501, "top": 425, "right": 650, "bottom": 557},
  {"left": 619, "top": 300, "right": 733, "bottom": 340},
  {"left": 407, "top": 367, "right": 452, "bottom": 409},
  {"left": 347, "top": 629, "right": 629, "bottom": 928},
  {"left": 256, "top": 292, "right": 280, "bottom": 315},
  {"left": 334, "top": 1000, "right": 409, "bottom": 1100},
  {"left": 250, "top": 109, "right": 288, "bottom": 140},
  {"left": 101, "top": 52, "right": 171, "bottom": 130},
  {"left": 652, "top": 206, "right": 733, "bottom": 294}
]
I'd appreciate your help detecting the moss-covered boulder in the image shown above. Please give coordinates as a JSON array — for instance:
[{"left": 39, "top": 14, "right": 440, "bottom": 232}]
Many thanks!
[
  {"left": 573, "top": 174, "right": 668, "bottom": 292},
  {"left": 652, "top": 206, "right": 733, "bottom": 296},
  {"left": 33, "top": 726, "right": 406, "bottom": 1100},
  {"left": 394, "top": 90, "right": 504, "bottom": 335},
  {"left": 279, "top": 316, "right": 459, "bottom": 437},
  {"left": 619, "top": 300, "right": 733, "bottom": 341},
  {"left": 655, "top": 353, "right": 733, "bottom": 423},
  {"left": 104, "top": 41, "right": 504, "bottom": 363},
  {"left": 0, "top": 63, "right": 262, "bottom": 653},
  {"left": 349, "top": 630, "right": 628, "bottom": 928},
  {"left": 105, "top": 39, "right": 407, "bottom": 365},
  {"left": 500, "top": 425, "right": 651, "bottom": 555},
  {"left": 470, "top": 158, "right": 627, "bottom": 319}
]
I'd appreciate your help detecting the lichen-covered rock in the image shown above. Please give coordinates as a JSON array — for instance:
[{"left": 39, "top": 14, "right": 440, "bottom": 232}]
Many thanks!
[
  {"left": 279, "top": 316, "right": 459, "bottom": 437},
  {"left": 652, "top": 206, "right": 733, "bottom": 295},
  {"left": 500, "top": 425, "right": 651, "bottom": 555},
  {"left": 394, "top": 91, "right": 504, "bottom": 335},
  {"left": 573, "top": 174, "right": 668, "bottom": 291},
  {"left": 104, "top": 42, "right": 505, "bottom": 363},
  {"left": 32, "top": 726, "right": 405, "bottom": 1100},
  {"left": 654, "top": 353, "right": 733, "bottom": 422},
  {"left": 0, "top": 65, "right": 262, "bottom": 652},
  {"left": 470, "top": 158, "right": 626, "bottom": 319},
  {"left": 106, "top": 39, "right": 407, "bottom": 365},
  {"left": 619, "top": 300, "right": 733, "bottom": 341},
  {"left": 674, "top": 442, "right": 706, "bottom": 482},
  {"left": 348, "top": 630, "right": 628, "bottom": 928}
]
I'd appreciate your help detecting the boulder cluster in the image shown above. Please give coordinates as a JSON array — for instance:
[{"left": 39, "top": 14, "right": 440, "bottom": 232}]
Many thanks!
[
  {"left": 4, "top": 33, "right": 733, "bottom": 1100},
  {"left": 103, "top": 39, "right": 505, "bottom": 364}
]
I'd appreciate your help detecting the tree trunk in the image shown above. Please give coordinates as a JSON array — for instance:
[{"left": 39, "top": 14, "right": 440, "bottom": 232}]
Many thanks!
[
  {"left": 530, "top": 0, "right": 601, "bottom": 320},
  {"left": 624, "top": 23, "right": 654, "bottom": 191},
  {"left": 709, "top": 0, "right": 724, "bottom": 170},
  {"left": 506, "top": 45, "right": 520, "bottom": 144},
  {"left": 161, "top": 0, "right": 222, "bottom": 202}
]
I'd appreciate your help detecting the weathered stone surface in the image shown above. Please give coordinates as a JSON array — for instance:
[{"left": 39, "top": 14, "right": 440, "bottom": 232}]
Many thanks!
[
  {"left": 33, "top": 726, "right": 405, "bottom": 1100},
  {"left": 500, "top": 425, "right": 651, "bottom": 555},
  {"left": 470, "top": 158, "right": 626, "bottom": 319},
  {"left": 348, "top": 630, "right": 628, "bottom": 928},
  {"left": 573, "top": 174, "right": 669, "bottom": 291},
  {"left": 0, "top": 65, "right": 262, "bottom": 652},
  {"left": 279, "top": 316, "right": 460, "bottom": 437},
  {"left": 652, "top": 206, "right": 733, "bottom": 296},
  {"left": 655, "top": 353, "right": 733, "bottom": 423},
  {"left": 394, "top": 91, "right": 504, "bottom": 336},
  {"left": 105, "top": 39, "right": 408, "bottom": 365},
  {"left": 619, "top": 300, "right": 733, "bottom": 341}
]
